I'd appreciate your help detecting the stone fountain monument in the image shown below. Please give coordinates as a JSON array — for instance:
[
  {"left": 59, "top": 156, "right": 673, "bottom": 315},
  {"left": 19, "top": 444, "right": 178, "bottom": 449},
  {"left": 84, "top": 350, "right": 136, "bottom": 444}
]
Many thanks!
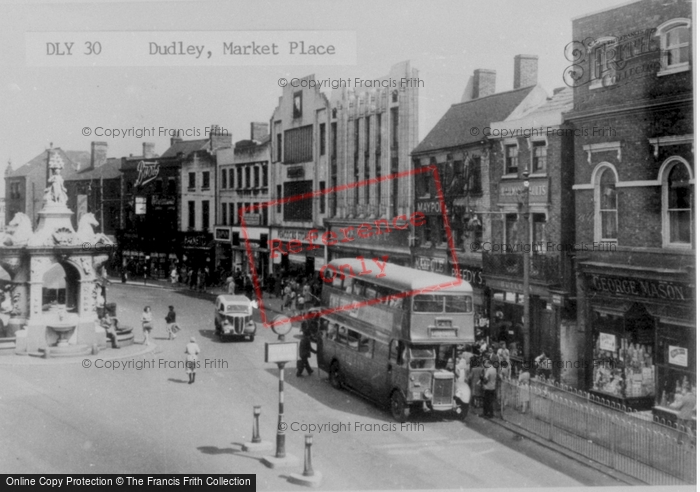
[{"left": 0, "top": 150, "right": 115, "bottom": 357}]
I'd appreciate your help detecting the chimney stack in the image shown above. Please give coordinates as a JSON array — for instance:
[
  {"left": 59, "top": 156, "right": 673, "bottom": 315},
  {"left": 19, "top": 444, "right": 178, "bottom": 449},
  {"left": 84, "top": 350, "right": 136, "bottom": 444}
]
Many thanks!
[
  {"left": 472, "top": 69, "right": 496, "bottom": 99},
  {"left": 514, "top": 54, "right": 538, "bottom": 89},
  {"left": 170, "top": 136, "right": 183, "bottom": 147},
  {"left": 209, "top": 124, "right": 232, "bottom": 151},
  {"left": 143, "top": 142, "right": 156, "bottom": 159},
  {"left": 250, "top": 122, "right": 269, "bottom": 142},
  {"left": 90, "top": 141, "right": 108, "bottom": 169}
]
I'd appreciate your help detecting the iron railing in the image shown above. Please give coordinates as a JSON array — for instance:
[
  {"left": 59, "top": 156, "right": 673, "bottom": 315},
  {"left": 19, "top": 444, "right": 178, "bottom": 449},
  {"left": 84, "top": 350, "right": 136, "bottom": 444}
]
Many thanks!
[{"left": 499, "top": 378, "right": 696, "bottom": 485}]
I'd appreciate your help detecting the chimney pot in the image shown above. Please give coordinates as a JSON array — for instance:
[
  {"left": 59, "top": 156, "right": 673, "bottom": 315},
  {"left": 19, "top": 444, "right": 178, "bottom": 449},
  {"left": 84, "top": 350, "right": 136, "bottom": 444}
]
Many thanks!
[
  {"left": 514, "top": 54, "right": 538, "bottom": 89},
  {"left": 472, "top": 69, "right": 496, "bottom": 99}
]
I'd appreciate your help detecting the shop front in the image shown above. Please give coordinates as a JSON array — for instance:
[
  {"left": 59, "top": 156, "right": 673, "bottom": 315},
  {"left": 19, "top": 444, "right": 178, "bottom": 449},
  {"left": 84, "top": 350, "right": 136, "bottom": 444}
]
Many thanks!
[
  {"left": 214, "top": 226, "right": 233, "bottom": 272},
  {"left": 180, "top": 231, "right": 214, "bottom": 272},
  {"left": 325, "top": 221, "right": 412, "bottom": 267},
  {"left": 270, "top": 228, "right": 325, "bottom": 278},
  {"left": 581, "top": 266, "right": 695, "bottom": 415},
  {"left": 232, "top": 225, "right": 270, "bottom": 278}
]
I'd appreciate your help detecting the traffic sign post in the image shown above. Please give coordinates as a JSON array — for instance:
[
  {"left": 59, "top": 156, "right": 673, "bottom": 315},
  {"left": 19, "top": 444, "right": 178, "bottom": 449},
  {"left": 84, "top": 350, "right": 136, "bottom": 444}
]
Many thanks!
[{"left": 261, "top": 316, "right": 299, "bottom": 469}]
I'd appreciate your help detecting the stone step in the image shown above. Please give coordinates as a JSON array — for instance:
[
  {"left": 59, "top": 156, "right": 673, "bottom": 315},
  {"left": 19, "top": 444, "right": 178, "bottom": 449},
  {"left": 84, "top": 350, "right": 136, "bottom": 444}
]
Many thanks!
[{"left": 33, "top": 345, "right": 92, "bottom": 358}]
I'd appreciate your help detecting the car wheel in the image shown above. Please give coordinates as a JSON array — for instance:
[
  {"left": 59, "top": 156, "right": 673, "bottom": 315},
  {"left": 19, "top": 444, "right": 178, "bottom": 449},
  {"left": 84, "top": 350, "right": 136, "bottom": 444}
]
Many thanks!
[
  {"left": 329, "top": 362, "right": 344, "bottom": 390},
  {"left": 390, "top": 390, "right": 410, "bottom": 423}
]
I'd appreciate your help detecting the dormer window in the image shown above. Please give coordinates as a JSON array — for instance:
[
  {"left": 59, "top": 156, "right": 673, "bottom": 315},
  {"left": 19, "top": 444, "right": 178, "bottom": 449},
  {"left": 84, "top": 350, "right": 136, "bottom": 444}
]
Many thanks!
[{"left": 657, "top": 19, "right": 691, "bottom": 75}]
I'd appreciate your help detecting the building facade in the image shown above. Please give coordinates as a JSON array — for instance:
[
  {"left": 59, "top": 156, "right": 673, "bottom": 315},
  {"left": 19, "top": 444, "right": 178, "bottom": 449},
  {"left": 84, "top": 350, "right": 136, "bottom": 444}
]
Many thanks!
[
  {"left": 215, "top": 122, "right": 271, "bottom": 276},
  {"left": 569, "top": 0, "right": 694, "bottom": 415},
  {"left": 5, "top": 146, "right": 91, "bottom": 227},
  {"left": 411, "top": 59, "right": 547, "bottom": 337},
  {"left": 324, "top": 61, "right": 419, "bottom": 267},
  {"left": 486, "top": 85, "right": 576, "bottom": 380},
  {"left": 269, "top": 75, "right": 329, "bottom": 277}
]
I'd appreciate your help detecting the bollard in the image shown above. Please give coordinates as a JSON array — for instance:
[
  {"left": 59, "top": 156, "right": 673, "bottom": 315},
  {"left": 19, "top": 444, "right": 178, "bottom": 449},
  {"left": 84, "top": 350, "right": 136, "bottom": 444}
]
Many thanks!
[
  {"left": 303, "top": 434, "right": 314, "bottom": 477},
  {"left": 252, "top": 406, "right": 261, "bottom": 444},
  {"left": 288, "top": 434, "right": 322, "bottom": 487},
  {"left": 242, "top": 405, "right": 273, "bottom": 453}
]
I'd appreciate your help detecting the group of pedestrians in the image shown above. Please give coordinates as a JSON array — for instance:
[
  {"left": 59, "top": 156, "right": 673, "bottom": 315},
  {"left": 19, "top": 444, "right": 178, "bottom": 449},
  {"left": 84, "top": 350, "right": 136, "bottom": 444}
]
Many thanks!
[{"left": 136, "top": 305, "right": 198, "bottom": 384}]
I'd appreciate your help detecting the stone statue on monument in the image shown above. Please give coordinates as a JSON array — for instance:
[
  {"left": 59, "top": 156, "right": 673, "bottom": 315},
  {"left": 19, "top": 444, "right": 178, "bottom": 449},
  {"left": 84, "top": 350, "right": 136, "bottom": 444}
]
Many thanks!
[{"left": 44, "top": 151, "right": 68, "bottom": 206}]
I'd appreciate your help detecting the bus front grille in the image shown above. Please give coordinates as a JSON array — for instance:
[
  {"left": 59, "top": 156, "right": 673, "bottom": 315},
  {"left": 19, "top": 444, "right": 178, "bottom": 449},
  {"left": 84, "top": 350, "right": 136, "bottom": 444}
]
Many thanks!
[{"left": 432, "top": 378, "right": 453, "bottom": 406}]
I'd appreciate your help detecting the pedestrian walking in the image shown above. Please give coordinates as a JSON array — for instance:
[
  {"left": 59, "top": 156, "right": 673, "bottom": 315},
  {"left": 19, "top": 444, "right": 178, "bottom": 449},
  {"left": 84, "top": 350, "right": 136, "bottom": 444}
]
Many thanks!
[
  {"left": 165, "top": 305, "right": 178, "bottom": 340},
  {"left": 497, "top": 341, "right": 512, "bottom": 380},
  {"left": 170, "top": 266, "right": 178, "bottom": 284},
  {"left": 188, "top": 268, "right": 195, "bottom": 290},
  {"left": 297, "top": 333, "right": 316, "bottom": 377},
  {"left": 227, "top": 276, "right": 235, "bottom": 295},
  {"left": 481, "top": 355, "right": 498, "bottom": 418},
  {"left": 185, "top": 337, "right": 200, "bottom": 384},
  {"left": 141, "top": 306, "right": 153, "bottom": 345}
]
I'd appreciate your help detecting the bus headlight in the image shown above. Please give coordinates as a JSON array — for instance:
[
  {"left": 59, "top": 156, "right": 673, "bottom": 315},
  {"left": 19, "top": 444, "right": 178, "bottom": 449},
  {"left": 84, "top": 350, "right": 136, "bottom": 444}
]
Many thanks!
[{"left": 423, "top": 389, "right": 433, "bottom": 400}]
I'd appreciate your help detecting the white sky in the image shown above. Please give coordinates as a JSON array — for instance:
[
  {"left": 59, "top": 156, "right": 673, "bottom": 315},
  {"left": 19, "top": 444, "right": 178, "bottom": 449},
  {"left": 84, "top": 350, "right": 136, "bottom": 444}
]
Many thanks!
[{"left": 0, "top": 0, "right": 628, "bottom": 195}]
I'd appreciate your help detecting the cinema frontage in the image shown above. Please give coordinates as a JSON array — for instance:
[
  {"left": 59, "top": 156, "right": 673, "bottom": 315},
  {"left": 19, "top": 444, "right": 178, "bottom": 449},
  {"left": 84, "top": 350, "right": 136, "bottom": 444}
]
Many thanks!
[{"left": 578, "top": 261, "right": 695, "bottom": 418}]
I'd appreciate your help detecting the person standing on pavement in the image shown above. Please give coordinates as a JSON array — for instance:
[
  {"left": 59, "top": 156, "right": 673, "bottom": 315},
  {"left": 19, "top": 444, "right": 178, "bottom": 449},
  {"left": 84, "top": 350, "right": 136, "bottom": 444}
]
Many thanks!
[
  {"left": 165, "top": 305, "right": 177, "bottom": 340},
  {"left": 482, "top": 355, "right": 499, "bottom": 418},
  {"left": 185, "top": 337, "right": 200, "bottom": 384},
  {"left": 297, "top": 333, "right": 316, "bottom": 377},
  {"left": 141, "top": 306, "right": 153, "bottom": 345},
  {"left": 468, "top": 356, "right": 485, "bottom": 409},
  {"left": 170, "top": 266, "right": 178, "bottom": 284}
]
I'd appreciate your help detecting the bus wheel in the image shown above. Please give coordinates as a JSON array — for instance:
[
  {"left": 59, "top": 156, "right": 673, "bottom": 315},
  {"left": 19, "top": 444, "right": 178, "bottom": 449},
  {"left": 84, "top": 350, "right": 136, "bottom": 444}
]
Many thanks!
[
  {"left": 329, "top": 362, "right": 344, "bottom": 390},
  {"left": 390, "top": 390, "right": 410, "bottom": 423}
]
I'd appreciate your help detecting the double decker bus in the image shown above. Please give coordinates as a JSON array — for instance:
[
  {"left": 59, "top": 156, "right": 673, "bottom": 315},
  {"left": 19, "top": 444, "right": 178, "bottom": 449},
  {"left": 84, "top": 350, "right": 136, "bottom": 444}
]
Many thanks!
[{"left": 317, "top": 258, "right": 474, "bottom": 422}]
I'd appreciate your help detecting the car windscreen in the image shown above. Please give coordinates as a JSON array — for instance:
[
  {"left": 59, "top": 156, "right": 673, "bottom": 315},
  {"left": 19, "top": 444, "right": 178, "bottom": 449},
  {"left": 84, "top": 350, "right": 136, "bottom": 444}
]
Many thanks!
[{"left": 226, "top": 304, "right": 249, "bottom": 313}]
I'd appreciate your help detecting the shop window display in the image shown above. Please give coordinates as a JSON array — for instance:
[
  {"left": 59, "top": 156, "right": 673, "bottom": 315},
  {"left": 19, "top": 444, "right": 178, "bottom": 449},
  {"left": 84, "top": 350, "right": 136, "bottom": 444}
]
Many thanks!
[
  {"left": 656, "top": 324, "right": 695, "bottom": 417},
  {"left": 591, "top": 307, "right": 655, "bottom": 404}
]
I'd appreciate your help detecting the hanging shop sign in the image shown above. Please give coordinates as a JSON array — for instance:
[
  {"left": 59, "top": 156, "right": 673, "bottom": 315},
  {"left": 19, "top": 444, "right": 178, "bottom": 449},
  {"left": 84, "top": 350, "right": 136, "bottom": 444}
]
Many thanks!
[
  {"left": 215, "top": 227, "right": 231, "bottom": 242},
  {"left": 598, "top": 332, "right": 616, "bottom": 352},
  {"left": 135, "top": 160, "right": 160, "bottom": 187}
]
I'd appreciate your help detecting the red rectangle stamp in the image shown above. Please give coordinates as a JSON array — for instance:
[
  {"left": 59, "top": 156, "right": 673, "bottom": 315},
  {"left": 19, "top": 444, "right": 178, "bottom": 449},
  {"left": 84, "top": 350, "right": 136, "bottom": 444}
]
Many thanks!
[{"left": 240, "top": 165, "right": 462, "bottom": 329}]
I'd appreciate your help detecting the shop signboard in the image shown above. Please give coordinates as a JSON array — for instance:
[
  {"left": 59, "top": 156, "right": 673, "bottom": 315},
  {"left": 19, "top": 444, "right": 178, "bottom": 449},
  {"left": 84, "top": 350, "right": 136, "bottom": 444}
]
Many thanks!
[
  {"left": 498, "top": 178, "right": 549, "bottom": 205},
  {"left": 243, "top": 213, "right": 261, "bottom": 226},
  {"left": 214, "top": 227, "right": 231, "bottom": 242},
  {"left": 599, "top": 332, "right": 616, "bottom": 352},
  {"left": 669, "top": 345, "right": 688, "bottom": 367},
  {"left": 416, "top": 199, "right": 446, "bottom": 216},
  {"left": 587, "top": 274, "right": 694, "bottom": 302}
]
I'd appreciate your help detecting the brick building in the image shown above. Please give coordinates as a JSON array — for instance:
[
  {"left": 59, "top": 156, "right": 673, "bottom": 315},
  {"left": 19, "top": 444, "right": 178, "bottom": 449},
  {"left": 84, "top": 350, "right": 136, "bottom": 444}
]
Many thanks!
[
  {"left": 486, "top": 85, "right": 576, "bottom": 379},
  {"left": 64, "top": 142, "right": 123, "bottom": 239},
  {"left": 5, "top": 146, "right": 91, "bottom": 227},
  {"left": 269, "top": 75, "right": 329, "bottom": 277},
  {"left": 325, "top": 61, "right": 419, "bottom": 266},
  {"left": 568, "top": 0, "right": 694, "bottom": 415},
  {"left": 215, "top": 122, "right": 271, "bottom": 275},
  {"left": 410, "top": 57, "right": 546, "bottom": 331}
]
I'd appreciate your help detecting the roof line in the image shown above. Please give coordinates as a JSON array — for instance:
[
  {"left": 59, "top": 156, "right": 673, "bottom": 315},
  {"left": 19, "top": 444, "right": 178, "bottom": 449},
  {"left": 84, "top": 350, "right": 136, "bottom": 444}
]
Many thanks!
[{"left": 448, "top": 84, "right": 537, "bottom": 109}]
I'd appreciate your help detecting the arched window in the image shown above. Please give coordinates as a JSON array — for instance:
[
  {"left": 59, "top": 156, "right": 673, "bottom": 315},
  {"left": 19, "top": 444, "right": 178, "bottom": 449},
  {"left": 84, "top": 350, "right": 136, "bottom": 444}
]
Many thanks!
[
  {"left": 662, "top": 159, "right": 693, "bottom": 248},
  {"left": 657, "top": 19, "right": 691, "bottom": 74},
  {"left": 595, "top": 165, "right": 618, "bottom": 242}
]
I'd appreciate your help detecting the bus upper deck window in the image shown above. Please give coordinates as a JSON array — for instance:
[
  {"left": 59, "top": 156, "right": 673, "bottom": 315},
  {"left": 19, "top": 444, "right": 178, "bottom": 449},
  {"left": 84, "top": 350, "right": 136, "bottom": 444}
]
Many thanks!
[
  {"left": 413, "top": 295, "right": 442, "bottom": 312},
  {"left": 332, "top": 275, "right": 344, "bottom": 288},
  {"left": 445, "top": 295, "right": 471, "bottom": 313}
]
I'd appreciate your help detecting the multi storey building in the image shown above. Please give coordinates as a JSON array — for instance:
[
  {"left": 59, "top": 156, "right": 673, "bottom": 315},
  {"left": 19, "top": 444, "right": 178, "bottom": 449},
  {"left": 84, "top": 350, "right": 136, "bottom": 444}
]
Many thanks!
[
  {"left": 569, "top": 0, "right": 693, "bottom": 415},
  {"left": 215, "top": 123, "right": 271, "bottom": 275},
  {"left": 5, "top": 146, "right": 91, "bottom": 226},
  {"left": 411, "top": 58, "right": 546, "bottom": 334},
  {"left": 486, "top": 85, "right": 576, "bottom": 380},
  {"left": 64, "top": 142, "right": 124, "bottom": 239},
  {"left": 269, "top": 75, "right": 329, "bottom": 277},
  {"left": 324, "top": 61, "right": 419, "bottom": 266}
]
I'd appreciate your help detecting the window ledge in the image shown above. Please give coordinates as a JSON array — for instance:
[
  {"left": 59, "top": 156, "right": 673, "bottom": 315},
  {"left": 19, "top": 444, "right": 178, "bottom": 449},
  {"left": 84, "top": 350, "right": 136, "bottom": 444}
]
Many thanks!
[
  {"left": 501, "top": 174, "right": 519, "bottom": 180},
  {"left": 662, "top": 242, "right": 693, "bottom": 251},
  {"left": 529, "top": 172, "right": 547, "bottom": 178},
  {"left": 658, "top": 64, "right": 690, "bottom": 77},
  {"left": 588, "top": 79, "right": 606, "bottom": 90}
]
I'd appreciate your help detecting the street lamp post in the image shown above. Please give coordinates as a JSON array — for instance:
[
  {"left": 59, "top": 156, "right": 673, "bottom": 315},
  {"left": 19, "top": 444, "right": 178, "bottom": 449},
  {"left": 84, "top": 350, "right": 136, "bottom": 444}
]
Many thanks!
[{"left": 521, "top": 171, "right": 531, "bottom": 361}]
